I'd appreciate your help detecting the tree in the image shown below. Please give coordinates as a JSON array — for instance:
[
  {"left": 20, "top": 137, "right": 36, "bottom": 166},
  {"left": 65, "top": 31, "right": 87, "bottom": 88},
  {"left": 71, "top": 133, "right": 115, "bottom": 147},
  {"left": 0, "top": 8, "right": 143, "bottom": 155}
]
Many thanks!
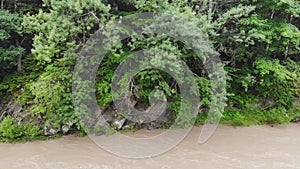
[{"left": 0, "top": 0, "right": 299, "bottom": 141}]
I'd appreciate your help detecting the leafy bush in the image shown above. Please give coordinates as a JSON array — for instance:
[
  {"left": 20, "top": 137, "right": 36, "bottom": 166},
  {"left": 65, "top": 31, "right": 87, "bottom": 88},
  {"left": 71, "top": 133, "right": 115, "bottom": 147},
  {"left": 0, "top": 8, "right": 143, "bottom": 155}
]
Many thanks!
[
  {"left": 0, "top": 0, "right": 299, "bottom": 142},
  {"left": 0, "top": 116, "right": 41, "bottom": 142}
]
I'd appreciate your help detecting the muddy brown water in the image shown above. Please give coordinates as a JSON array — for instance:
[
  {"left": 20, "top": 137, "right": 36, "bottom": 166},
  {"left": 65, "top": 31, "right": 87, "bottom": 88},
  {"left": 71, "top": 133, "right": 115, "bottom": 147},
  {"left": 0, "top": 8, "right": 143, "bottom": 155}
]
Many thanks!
[{"left": 0, "top": 124, "right": 299, "bottom": 169}]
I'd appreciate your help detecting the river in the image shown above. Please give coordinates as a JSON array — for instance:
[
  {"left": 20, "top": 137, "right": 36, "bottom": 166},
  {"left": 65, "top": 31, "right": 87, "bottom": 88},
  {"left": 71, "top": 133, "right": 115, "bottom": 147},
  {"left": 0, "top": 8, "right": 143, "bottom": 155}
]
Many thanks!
[{"left": 1, "top": 124, "right": 299, "bottom": 169}]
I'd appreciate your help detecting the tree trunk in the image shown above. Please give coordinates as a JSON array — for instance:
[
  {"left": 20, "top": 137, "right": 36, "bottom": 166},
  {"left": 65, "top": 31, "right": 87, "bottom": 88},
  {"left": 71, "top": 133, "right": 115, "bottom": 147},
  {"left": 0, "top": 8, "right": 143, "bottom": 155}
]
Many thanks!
[
  {"left": 284, "top": 44, "right": 289, "bottom": 60},
  {"left": 14, "top": 0, "right": 17, "bottom": 11},
  {"left": 16, "top": 40, "right": 22, "bottom": 72},
  {"left": 207, "top": 0, "right": 213, "bottom": 24},
  {"left": 17, "top": 54, "right": 22, "bottom": 72},
  {"left": 1, "top": 0, "right": 4, "bottom": 9},
  {"left": 266, "top": 10, "right": 276, "bottom": 52},
  {"left": 284, "top": 15, "right": 293, "bottom": 60}
]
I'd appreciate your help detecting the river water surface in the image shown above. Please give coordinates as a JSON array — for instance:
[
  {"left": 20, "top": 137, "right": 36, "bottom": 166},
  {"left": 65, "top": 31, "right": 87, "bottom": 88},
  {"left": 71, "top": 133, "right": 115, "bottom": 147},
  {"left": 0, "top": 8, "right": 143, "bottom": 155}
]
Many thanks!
[{"left": 1, "top": 124, "right": 299, "bottom": 169}]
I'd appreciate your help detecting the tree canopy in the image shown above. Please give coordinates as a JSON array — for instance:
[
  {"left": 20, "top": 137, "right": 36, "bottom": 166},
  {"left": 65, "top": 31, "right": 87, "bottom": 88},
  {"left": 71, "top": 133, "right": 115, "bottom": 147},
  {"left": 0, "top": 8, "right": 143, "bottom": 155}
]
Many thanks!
[{"left": 0, "top": 0, "right": 299, "bottom": 142}]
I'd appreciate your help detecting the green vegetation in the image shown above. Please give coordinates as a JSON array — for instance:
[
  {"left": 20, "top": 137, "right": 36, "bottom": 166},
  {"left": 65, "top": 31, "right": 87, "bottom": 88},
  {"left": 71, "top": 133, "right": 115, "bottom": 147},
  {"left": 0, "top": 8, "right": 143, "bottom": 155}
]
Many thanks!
[
  {"left": 0, "top": 0, "right": 299, "bottom": 142},
  {"left": 0, "top": 116, "right": 42, "bottom": 142}
]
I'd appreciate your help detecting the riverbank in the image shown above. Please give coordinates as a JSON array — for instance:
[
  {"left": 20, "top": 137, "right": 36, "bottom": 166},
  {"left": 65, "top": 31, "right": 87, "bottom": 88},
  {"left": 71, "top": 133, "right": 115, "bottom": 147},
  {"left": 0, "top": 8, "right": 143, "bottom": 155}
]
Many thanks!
[{"left": 1, "top": 124, "right": 299, "bottom": 169}]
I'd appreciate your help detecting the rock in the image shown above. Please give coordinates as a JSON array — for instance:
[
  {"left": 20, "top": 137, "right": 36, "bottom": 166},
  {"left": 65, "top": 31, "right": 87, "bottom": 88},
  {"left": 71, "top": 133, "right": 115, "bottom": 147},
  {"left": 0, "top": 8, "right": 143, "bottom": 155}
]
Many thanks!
[
  {"left": 0, "top": 111, "right": 7, "bottom": 122},
  {"left": 44, "top": 122, "right": 58, "bottom": 136},
  {"left": 67, "top": 121, "right": 73, "bottom": 126},
  {"left": 146, "top": 122, "right": 158, "bottom": 130},
  {"left": 99, "top": 106, "right": 119, "bottom": 123},
  {"left": 113, "top": 118, "right": 126, "bottom": 130},
  {"left": 142, "top": 100, "right": 167, "bottom": 123},
  {"left": 61, "top": 121, "right": 74, "bottom": 135},
  {"left": 122, "top": 125, "right": 131, "bottom": 130},
  {"left": 95, "top": 130, "right": 105, "bottom": 136},
  {"left": 252, "top": 99, "right": 276, "bottom": 109},
  {"left": 49, "top": 128, "right": 58, "bottom": 135},
  {"left": 292, "top": 117, "right": 300, "bottom": 123},
  {"left": 11, "top": 102, "right": 22, "bottom": 118},
  {"left": 0, "top": 97, "right": 27, "bottom": 122},
  {"left": 62, "top": 125, "right": 69, "bottom": 135}
]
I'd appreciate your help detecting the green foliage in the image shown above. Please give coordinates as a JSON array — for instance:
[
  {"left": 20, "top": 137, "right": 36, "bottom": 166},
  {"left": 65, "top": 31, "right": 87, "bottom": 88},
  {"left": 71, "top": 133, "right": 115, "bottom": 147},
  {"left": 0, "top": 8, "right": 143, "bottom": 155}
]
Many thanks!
[
  {"left": 23, "top": 0, "right": 110, "bottom": 64},
  {"left": 253, "top": 58, "right": 295, "bottom": 100},
  {"left": 221, "top": 107, "right": 299, "bottom": 126},
  {"left": 0, "top": 10, "right": 23, "bottom": 36},
  {"left": 18, "top": 65, "right": 80, "bottom": 132},
  {"left": 0, "top": 10, "right": 24, "bottom": 76},
  {"left": 0, "top": 116, "right": 41, "bottom": 142},
  {"left": 5, "top": 0, "right": 111, "bottom": 136},
  {"left": 0, "top": 0, "right": 300, "bottom": 142}
]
